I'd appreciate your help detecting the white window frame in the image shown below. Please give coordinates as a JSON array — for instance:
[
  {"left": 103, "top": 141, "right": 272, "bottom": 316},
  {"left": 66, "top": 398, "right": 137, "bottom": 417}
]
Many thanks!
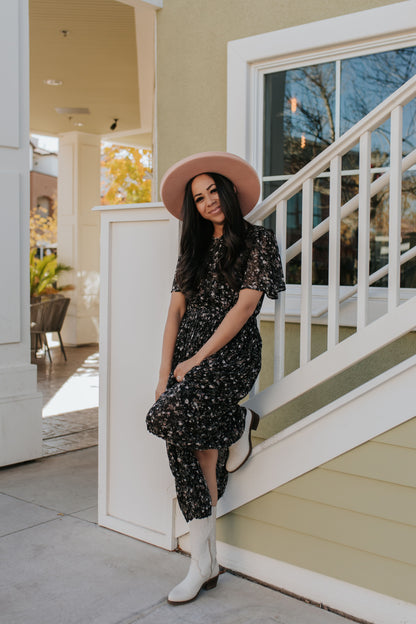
[{"left": 227, "top": 0, "right": 416, "bottom": 325}]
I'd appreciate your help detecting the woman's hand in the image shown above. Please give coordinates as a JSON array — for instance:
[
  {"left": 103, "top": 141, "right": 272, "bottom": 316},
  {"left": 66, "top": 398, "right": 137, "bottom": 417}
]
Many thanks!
[
  {"left": 173, "top": 355, "right": 200, "bottom": 383},
  {"left": 155, "top": 292, "right": 187, "bottom": 401}
]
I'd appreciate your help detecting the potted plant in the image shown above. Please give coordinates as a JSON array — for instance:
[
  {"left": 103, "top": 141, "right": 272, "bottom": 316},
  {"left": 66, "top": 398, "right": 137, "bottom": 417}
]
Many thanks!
[{"left": 30, "top": 249, "right": 74, "bottom": 303}]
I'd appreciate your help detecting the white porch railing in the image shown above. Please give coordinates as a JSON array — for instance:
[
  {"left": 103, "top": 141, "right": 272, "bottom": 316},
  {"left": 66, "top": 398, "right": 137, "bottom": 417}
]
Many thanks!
[{"left": 245, "top": 74, "right": 416, "bottom": 416}]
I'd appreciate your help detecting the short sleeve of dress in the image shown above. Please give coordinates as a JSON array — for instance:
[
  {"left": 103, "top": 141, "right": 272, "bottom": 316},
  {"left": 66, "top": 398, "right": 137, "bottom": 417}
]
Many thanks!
[
  {"left": 171, "top": 257, "right": 182, "bottom": 293},
  {"left": 170, "top": 256, "right": 182, "bottom": 292},
  {"left": 240, "top": 226, "right": 286, "bottom": 299}
]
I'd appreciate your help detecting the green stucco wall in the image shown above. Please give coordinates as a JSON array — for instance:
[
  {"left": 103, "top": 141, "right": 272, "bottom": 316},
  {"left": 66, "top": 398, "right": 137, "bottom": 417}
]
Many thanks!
[{"left": 157, "top": 0, "right": 405, "bottom": 182}]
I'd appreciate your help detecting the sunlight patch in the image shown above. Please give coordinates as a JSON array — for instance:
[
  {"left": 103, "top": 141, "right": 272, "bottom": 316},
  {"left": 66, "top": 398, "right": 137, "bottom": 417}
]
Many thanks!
[{"left": 42, "top": 352, "right": 99, "bottom": 417}]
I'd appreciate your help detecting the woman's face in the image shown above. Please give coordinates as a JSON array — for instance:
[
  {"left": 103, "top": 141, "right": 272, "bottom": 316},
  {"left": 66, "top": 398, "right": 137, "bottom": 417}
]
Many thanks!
[{"left": 191, "top": 174, "right": 225, "bottom": 235}]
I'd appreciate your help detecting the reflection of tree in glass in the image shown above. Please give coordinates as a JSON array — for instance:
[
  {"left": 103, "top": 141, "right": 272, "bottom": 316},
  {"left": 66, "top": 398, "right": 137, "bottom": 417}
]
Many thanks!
[
  {"left": 264, "top": 47, "right": 416, "bottom": 287},
  {"left": 338, "top": 49, "right": 416, "bottom": 288},
  {"left": 341, "top": 48, "right": 416, "bottom": 163},
  {"left": 342, "top": 49, "right": 416, "bottom": 125},
  {"left": 283, "top": 63, "right": 335, "bottom": 175}
]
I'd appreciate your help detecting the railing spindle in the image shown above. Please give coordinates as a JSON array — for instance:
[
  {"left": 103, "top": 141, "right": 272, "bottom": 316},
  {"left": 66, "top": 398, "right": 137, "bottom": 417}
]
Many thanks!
[
  {"left": 274, "top": 200, "right": 287, "bottom": 381},
  {"left": 388, "top": 106, "right": 403, "bottom": 312},
  {"left": 327, "top": 155, "right": 341, "bottom": 349},
  {"left": 357, "top": 131, "right": 371, "bottom": 330},
  {"left": 300, "top": 179, "right": 313, "bottom": 365},
  {"left": 284, "top": 148, "right": 416, "bottom": 264}
]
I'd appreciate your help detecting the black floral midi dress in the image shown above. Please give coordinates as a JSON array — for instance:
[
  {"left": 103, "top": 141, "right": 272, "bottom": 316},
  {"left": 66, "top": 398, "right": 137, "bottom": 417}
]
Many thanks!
[{"left": 146, "top": 222, "right": 285, "bottom": 522}]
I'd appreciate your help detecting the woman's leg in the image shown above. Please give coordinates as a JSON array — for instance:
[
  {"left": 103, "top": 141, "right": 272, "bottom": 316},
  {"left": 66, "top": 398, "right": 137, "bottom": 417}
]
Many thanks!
[
  {"left": 166, "top": 444, "right": 220, "bottom": 605},
  {"left": 195, "top": 449, "right": 218, "bottom": 505}
]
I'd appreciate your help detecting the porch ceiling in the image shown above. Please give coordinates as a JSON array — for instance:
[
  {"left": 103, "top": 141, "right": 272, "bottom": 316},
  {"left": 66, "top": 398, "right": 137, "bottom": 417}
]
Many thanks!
[{"left": 29, "top": 0, "right": 153, "bottom": 147}]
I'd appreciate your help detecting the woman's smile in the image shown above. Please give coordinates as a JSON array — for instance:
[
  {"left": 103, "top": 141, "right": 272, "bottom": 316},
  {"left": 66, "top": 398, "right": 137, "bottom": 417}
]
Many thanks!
[
  {"left": 191, "top": 173, "right": 225, "bottom": 237},
  {"left": 209, "top": 206, "right": 222, "bottom": 215}
]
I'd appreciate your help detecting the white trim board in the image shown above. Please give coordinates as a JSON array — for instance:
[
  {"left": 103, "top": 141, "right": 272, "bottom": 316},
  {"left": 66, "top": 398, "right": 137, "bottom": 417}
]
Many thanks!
[
  {"left": 215, "top": 542, "right": 416, "bottom": 624},
  {"left": 175, "top": 539, "right": 416, "bottom": 623}
]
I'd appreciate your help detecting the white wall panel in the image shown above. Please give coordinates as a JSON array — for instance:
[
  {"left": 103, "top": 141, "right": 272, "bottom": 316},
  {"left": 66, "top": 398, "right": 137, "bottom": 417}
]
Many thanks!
[
  {"left": 0, "top": 1, "right": 19, "bottom": 148},
  {"left": 0, "top": 0, "right": 42, "bottom": 467},
  {"left": 98, "top": 205, "right": 179, "bottom": 549},
  {"left": 0, "top": 172, "right": 20, "bottom": 343},
  {"left": 58, "top": 144, "right": 74, "bottom": 217}
]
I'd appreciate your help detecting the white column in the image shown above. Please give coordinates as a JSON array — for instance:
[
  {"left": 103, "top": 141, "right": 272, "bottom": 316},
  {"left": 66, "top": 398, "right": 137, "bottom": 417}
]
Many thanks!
[
  {"left": 96, "top": 203, "right": 179, "bottom": 550},
  {"left": 0, "top": 0, "right": 42, "bottom": 466},
  {"left": 57, "top": 132, "right": 101, "bottom": 345}
]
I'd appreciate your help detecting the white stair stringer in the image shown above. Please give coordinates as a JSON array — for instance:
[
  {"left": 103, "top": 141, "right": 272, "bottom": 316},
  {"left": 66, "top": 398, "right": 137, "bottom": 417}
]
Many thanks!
[
  {"left": 174, "top": 350, "right": 416, "bottom": 537},
  {"left": 217, "top": 352, "right": 416, "bottom": 522},
  {"left": 250, "top": 294, "right": 416, "bottom": 418}
]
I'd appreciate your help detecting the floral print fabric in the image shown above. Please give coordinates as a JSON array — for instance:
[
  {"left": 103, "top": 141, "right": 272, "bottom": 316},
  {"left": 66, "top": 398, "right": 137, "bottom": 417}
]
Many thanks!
[{"left": 146, "top": 222, "right": 285, "bottom": 521}]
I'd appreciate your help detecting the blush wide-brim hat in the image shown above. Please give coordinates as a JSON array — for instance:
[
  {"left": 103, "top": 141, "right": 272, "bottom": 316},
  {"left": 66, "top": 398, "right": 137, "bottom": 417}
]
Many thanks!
[{"left": 160, "top": 151, "right": 261, "bottom": 220}]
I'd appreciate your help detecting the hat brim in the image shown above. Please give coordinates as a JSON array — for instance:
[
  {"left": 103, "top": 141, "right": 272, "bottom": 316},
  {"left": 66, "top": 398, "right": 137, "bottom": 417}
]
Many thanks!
[{"left": 160, "top": 151, "right": 261, "bottom": 220}]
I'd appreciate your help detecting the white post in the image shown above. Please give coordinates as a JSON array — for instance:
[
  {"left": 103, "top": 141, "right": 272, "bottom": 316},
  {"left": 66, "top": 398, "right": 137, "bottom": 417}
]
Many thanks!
[
  {"left": 327, "top": 155, "right": 341, "bottom": 349},
  {"left": 274, "top": 200, "right": 287, "bottom": 382},
  {"left": 57, "top": 132, "right": 101, "bottom": 345},
  {"left": 300, "top": 179, "right": 313, "bottom": 366},
  {"left": 0, "top": 0, "right": 42, "bottom": 466},
  {"left": 388, "top": 106, "right": 403, "bottom": 312},
  {"left": 96, "top": 203, "right": 179, "bottom": 550},
  {"left": 357, "top": 131, "right": 371, "bottom": 331}
]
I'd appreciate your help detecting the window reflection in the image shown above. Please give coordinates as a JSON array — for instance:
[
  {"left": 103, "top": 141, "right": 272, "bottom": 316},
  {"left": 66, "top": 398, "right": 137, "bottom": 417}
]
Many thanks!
[
  {"left": 341, "top": 48, "right": 416, "bottom": 139},
  {"left": 263, "top": 62, "right": 335, "bottom": 177},
  {"left": 263, "top": 46, "right": 416, "bottom": 288}
]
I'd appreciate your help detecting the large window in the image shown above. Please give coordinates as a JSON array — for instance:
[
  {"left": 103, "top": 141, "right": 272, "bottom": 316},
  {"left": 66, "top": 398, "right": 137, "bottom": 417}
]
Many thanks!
[{"left": 262, "top": 47, "right": 416, "bottom": 287}]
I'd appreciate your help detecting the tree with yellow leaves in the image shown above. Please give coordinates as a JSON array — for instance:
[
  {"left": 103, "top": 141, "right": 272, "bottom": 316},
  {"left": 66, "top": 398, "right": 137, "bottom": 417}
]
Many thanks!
[
  {"left": 30, "top": 206, "right": 57, "bottom": 250},
  {"left": 101, "top": 144, "right": 152, "bottom": 204}
]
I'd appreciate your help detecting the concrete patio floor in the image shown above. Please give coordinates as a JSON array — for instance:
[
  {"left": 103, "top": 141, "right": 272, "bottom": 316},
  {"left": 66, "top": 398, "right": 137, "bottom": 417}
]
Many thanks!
[
  {"left": 0, "top": 446, "right": 355, "bottom": 624},
  {"left": 35, "top": 343, "right": 99, "bottom": 457},
  {"left": 1, "top": 342, "right": 357, "bottom": 623}
]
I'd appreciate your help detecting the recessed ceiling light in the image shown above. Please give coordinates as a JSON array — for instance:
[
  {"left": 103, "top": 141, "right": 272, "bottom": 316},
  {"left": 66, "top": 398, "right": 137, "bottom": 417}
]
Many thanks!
[
  {"left": 44, "top": 79, "right": 63, "bottom": 86},
  {"left": 55, "top": 107, "right": 90, "bottom": 115},
  {"left": 74, "top": 122, "right": 84, "bottom": 127}
]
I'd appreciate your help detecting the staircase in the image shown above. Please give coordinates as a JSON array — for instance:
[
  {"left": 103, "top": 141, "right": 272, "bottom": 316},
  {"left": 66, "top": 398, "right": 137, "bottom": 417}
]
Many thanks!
[{"left": 176, "top": 74, "right": 416, "bottom": 536}]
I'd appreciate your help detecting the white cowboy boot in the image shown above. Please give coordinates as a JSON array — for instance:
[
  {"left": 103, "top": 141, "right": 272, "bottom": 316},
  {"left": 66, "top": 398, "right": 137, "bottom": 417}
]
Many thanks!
[
  {"left": 168, "top": 508, "right": 219, "bottom": 605},
  {"left": 225, "top": 408, "right": 260, "bottom": 473},
  {"left": 208, "top": 505, "right": 217, "bottom": 569}
]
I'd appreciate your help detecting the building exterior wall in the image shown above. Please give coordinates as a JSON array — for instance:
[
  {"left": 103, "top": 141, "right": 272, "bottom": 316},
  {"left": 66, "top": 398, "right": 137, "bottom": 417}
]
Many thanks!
[
  {"left": 30, "top": 170, "right": 57, "bottom": 215},
  {"left": 156, "top": 0, "right": 404, "bottom": 182},
  {"left": 31, "top": 152, "right": 58, "bottom": 177},
  {"left": 217, "top": 416, "right": 416, "bottom": 604}
]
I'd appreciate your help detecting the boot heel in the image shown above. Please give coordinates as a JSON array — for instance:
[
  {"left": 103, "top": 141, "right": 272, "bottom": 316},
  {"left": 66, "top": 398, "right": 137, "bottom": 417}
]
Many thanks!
[
  {"left": 251, "top": 410, "right": 260, "bottom": 431},
  {"left": 202, "top": 574, "right": 219, "bottom": 590}
]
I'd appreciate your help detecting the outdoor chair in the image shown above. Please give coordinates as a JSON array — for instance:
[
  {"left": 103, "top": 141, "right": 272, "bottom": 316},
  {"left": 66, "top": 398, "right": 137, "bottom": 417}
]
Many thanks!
[{"left": 30, "top": 297, "right": 70, "bottom": 362}]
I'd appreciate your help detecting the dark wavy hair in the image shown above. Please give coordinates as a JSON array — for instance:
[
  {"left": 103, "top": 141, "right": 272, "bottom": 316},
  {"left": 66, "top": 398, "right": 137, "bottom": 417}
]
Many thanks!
[{"left": 175, "top": 172, "right": 248, "bottom": 299}]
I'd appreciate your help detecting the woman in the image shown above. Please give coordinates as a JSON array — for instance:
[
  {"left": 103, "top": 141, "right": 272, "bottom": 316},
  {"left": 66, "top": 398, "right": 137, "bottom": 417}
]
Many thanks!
[{"left": 146, "top": 152, "right": 285, "bottom": 605}]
